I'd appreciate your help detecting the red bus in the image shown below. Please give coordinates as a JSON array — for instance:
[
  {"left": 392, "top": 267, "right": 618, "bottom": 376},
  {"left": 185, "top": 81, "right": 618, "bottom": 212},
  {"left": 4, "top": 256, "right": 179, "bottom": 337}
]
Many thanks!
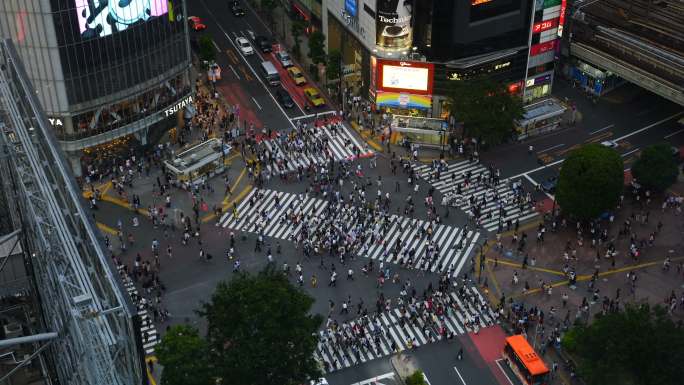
[{"left": 503, "top": 335, "right": 550, "bottom": 385}]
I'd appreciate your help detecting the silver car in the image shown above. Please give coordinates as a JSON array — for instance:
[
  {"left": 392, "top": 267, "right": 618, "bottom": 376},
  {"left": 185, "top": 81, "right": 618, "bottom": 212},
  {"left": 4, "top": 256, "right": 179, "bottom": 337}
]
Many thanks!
[{"left": 276, "top": 51, "right": 293, "bottom": 68}]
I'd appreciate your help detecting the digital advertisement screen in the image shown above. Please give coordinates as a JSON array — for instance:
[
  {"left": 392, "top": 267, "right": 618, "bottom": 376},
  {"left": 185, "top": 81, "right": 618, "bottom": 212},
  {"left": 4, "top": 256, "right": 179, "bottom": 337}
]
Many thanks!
[
  {"left": 382, "top": 65, "right": 429, "bottom": 91},
  {"left": 376, "top": 0, "right": 413, "bottom": 50},
  {"left": 377, "top": 60, "right": 434, "bottom": 95},
  {"left": 74, "top": 0, "right": 169, "bottom": 39}
]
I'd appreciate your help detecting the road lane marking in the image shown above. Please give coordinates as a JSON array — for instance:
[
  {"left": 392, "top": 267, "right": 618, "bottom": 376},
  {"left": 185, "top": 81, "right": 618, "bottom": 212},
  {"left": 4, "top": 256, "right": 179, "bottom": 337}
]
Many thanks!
[
  {"left": 523, "top": 174, "right": 553, "bottom": 199},
  {"left": 226, "top": 49, "right": 238, "bottom": 64},
  {"left": 239, "top": 65, "right": 253, "bottom": 81},
  {"left": 614, "top": 111, "right": 684, "bottom": 141},
  {"left": 537, "top": 143, "right": 564, "bottom": 153},
  {"left": 665, "top": 128, "right": 684, "bottom": 139},
  {"left": 453, "top": 367, "right": 468, "bottom": 385},
  {"left": 586, "top": 131, "right": 612, "bottom": 143},
  {"left": 494, "top": 359, "right": 516, "bottom": 385},
  {"left": 212, "top": 39, "right": 220, "bottom": 51},
  {"left": 513, "top": 112, "right": 683, "bottom": 179},
  {"left": 199, "top": 0, "right": 296, "bottom": 129},
  {"left": 621, "top": 148, "right": 640, "bottom": 157},
  {"left": 589, "top": 124, "right": 614, "bottom": 135},
  {"left": 228, "top": 64, "right": 240, "bottom": 80},
  {"left": 252, "top": 96, "right": 262, "bottom": 110}
]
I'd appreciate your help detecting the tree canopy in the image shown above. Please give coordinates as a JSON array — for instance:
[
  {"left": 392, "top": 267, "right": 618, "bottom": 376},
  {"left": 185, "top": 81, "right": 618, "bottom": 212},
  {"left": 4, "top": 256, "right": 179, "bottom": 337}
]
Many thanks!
[
  {"left": 631, "top": 143, "right": 679, "bottom": 192},
  {"left": 445, "top": 78, "right": 524, "bottom": 146},
  {"left": 326, "top": 50, "right": 342, "bottom": 81},
  {"left": 562, "top": 304, "right": 684, "bottom": 385},
  {"left": 556, "top": 143, "right": 623, "bottom": 220},
  {"left": 198, "top": 35, "right": 216, "bottom": 63},
  {"left": 308, "top": 31, "right": 326, "bottom": 65},
  {"left": 199, "top": 268, "right": 323, "bottom": 385},
  {"left": 156, "top": 325, "right": 213, "bottom": 385}
]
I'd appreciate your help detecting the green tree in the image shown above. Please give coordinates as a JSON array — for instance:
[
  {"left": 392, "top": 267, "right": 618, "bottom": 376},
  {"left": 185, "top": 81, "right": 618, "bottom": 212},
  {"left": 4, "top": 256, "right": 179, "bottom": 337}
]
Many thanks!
[
  {"left": 259, "top": 0, "right": 279, "bottom": 22},
  {"left": 445, "top": 77, "right": 524, "bottom": 146},
  {"left": 632, "top": 143, "right": 679, "bottom": 192},
  {"left": 326, "top": 50, "right": 342, "bottom": 81},
  {"left": 308, "top": 31, "right": 326, "bottom": 64},
  {"left": 556, "top": 143, "right": 623, "bottom": 220},
  {"left": 562, "top": 304, "right": 684, "bottom": 385},
  {"left": 405, "top": 370, "right": 428, "bottom": 385},
  {"left": 198, "top": 35, "right": 216, "bottom": 63},
  {"left": 156, "top": 325, "right": 213, "bottom": 385},
  {"left": 199, "top": 268, "right": 323, "bottom": 385},
  {"left": 290, "top": 20, "right": 305, "bottom": 60}
]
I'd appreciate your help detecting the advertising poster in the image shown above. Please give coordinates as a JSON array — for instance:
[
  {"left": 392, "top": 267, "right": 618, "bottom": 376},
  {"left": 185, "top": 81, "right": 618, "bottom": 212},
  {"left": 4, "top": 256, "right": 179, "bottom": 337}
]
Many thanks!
[
  {"left": 75, "top": 0, "right": 169, "bottom": 39},
  {"left": 345, "top": 0, "right": 358, "bottom": 17},
  {"left": 376, "top": 59, "right": 434, "bottom": 95},
  {"left": 375, "top": 0, "right": 413, "bottom": 50}
]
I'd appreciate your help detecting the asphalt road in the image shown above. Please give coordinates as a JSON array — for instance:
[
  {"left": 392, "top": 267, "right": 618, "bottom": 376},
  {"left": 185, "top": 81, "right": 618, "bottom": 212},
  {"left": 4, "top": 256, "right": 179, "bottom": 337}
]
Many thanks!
[{"left": 189, "top": 0, "right": 333, "bottom": 132}]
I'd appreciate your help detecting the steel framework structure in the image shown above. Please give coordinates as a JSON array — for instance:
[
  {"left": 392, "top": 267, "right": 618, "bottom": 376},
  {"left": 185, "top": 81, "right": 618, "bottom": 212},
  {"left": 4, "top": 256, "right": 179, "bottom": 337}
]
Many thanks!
[{"left": 0, "top": 39, "right": 143, "bottom": 385}]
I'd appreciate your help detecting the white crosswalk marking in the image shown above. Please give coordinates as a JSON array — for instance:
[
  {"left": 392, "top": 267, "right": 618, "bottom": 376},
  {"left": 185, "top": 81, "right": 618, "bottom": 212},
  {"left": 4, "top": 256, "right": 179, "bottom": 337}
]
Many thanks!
[
  {"left": 412, "top": 160, "right": 538, "bottom": 232},
  {"left": 221, "top": 189, "right": 481, "bottom": 277},
  {"left": 257, "top": 123, "right": 372, "bottom": 175},
  {"left": 317, "top": 287, "right": 497, "bottom": 373},
  {"left": 116, "top": 266, "right": 160, "bottom": 355}
]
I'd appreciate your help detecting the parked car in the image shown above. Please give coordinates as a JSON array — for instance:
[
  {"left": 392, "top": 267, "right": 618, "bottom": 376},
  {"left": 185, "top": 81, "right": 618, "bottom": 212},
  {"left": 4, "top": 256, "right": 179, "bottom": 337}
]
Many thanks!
[
  {"left": 303, "top": 87, "right": 325, "bottom": 107},
  {"left": 275, "top": 51, "right": 293, "bottom": 68},
  {"left": 276, "top": 89, "right": 295, "bottom": 109},
  {"left": 254, "top": 35, "right": 272, "bottom": 53},
  {"left": 287, "top": 66, "right": 307, "bottom": 86},
  {"left": 235, "top": 37, "right": 253, "bottom": 55},
  {"left": 187, "top": 16, "right": 207, "bottom": 31},
  {"left": 600, "top": 140, "right": 619, "bottom": 148}
]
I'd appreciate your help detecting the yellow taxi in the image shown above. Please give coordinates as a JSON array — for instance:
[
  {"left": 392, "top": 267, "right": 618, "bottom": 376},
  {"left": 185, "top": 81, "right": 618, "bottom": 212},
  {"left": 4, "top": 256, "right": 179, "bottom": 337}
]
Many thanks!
[
  {"left": 303, "top": 87, "right": 325, "bottom": 107},
  {"left": 287, "top": 66, "right": 307, "bottom": 86}
]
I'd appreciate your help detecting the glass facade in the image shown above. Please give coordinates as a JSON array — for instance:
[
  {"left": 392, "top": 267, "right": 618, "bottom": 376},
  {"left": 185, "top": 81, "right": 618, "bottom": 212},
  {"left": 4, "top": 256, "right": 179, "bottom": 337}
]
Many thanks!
[
  {"left": 0, "top": 0, "right": 191, "bottom": 145},
  {"left": 49, "top": 0, "right": 188, "bottom": 105}
]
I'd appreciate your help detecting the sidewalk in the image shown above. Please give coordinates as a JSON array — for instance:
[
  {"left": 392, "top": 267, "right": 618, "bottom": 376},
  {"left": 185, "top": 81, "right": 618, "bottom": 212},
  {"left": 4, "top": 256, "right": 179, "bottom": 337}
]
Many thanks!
[{"left": 476, "top": 185, "right": 684, "bottom": 383}]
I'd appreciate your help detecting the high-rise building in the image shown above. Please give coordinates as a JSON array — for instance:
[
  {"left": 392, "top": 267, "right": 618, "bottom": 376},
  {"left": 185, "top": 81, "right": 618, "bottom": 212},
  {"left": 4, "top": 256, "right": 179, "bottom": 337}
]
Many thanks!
[
  {"left": 324, "top": 0, "right": 549, "bottom": 118},
  {"left": 0, "top": 0, "right": 193, "bottom": 176}
]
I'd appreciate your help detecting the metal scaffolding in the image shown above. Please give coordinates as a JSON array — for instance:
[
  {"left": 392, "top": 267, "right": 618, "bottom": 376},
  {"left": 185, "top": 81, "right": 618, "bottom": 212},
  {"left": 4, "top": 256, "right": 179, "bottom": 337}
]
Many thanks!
[{"left": 0, "top": 39, "right": 143, "bottom": 385}]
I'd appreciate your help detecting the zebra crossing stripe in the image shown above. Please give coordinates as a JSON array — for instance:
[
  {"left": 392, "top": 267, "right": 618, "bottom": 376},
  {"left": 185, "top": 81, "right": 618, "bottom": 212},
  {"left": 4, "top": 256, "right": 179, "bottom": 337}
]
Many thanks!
[
  {"left": 412, "top": 161, "right": 538, "bottom": 233},
  {"left": 116, "top": 266, "right": 161, "bottom": 356},
  {"left": 221, "top": 189, "right": 482, "bottom": 276},
  {"left": 318, "top": 288, "right": 496, "bottom": 373}
]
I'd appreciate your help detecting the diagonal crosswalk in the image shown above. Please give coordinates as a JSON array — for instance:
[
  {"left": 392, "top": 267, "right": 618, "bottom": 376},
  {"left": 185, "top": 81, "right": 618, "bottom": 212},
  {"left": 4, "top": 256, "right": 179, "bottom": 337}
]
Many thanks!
[
  {"left": 315, "top": 286, "right": 498, "bottom": 373},
  {"left": 117, "top": 266, "right": 160, "bottom": 355},
  {"left": 412, "top": 160, "right": 538, "bottom": 233},
  {"left": 257, "top": 122, "right": 372, "bottom": 175},
  {"left": 220, "top": 189, "right": 481, "bottom": 277}
]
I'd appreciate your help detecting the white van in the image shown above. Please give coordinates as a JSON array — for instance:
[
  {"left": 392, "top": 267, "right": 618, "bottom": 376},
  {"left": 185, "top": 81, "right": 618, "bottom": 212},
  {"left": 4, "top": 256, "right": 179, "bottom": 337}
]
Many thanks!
[{"left": 260, "top": 61, "right": 280, "bottom": 86}]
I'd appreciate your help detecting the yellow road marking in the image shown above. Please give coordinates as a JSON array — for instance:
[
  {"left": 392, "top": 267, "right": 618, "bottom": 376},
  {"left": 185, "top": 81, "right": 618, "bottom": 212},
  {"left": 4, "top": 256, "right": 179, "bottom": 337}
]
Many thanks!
[
  {"left": 147, "top": 356, "right": 158, "bottom": 385},
  {"left": 202, "top": 184, "right": 253, "bottom": 223},
  {"left": 98, "top": 194, "right": 151, "bottom": 216},
  {"left": 96, "top": 222, "right": 118, "bottom": 236},
  {"left": 516, "top": 256, "right": 684, "bottom": 297},
  {"left": 586, "top": 131, "right": 612, "bottom": 143},
  {"left": 555, "top": 143, "right": 581, "bottom": 156},
  {"left": 226, "top": 49, "right": 238, "bottom": 64},
  {"left": 239, "top": 65, "right": 253, "bottom": 81},
  {"left": 222, "top": 167, "right": 247, "bottom": 205},
  {"left": 486, "top": 258, "right": 568, "bottom": 276},
  {"left": 350, "top": 121, "right": 383, "bottom": 151}
]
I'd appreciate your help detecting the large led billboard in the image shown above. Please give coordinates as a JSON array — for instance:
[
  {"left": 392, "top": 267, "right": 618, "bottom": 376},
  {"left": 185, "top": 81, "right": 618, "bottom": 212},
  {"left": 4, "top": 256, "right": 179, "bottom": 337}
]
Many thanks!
[
  {"left": 377, "top": 60, "right": 434, "bottom": 95},
  {"left": 75, "top": 0, "right": 169, "bottom": 39},
  {"left": 376, "top": 0, "right": 413, "bottom": 50}
]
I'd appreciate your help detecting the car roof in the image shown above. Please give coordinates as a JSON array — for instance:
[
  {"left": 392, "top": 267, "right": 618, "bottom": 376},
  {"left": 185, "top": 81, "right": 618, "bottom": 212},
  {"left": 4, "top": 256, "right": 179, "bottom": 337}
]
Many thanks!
[
  {"left": 237, "top": 37, "right": 248, "bottom": 42},
  {"left": 278, "top": 51, "right": 289, "bottom": 56}
]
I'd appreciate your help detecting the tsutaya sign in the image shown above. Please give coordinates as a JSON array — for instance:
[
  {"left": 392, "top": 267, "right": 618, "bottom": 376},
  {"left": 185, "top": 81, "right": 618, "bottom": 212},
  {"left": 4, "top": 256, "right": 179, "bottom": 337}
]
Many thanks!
[
  {"left": 48, "top": 117, "right": 64, "bottom": 126},
  {"left": 164, "top": 95, "right": 193, "bottom": 117}
]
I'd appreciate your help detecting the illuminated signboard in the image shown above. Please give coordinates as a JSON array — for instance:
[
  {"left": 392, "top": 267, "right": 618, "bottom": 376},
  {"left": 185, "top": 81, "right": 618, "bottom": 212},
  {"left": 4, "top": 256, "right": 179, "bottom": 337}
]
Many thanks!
[
  {"left": 377, "top": 60, "right": 434, "bottom": 95},
  {"left": 164, "top": 95, "right": 194, "bottom": 117},
  {"left": 533, "top": 18, "right": 559, "bottom": 33},
  {"left": 558, "top": 0, "right": 567, "bottom": 37},
  {"left": 345, "top": 0, "right": 358, "bottom": 17},
  {"left": 471, "top": 0, "right": 494, "bottom": 5},
  {"left": 376, "top": 91, "right": 432, "bottom": 109},
  {"left": 530, "top": 40, "right": 557, "bottom": 56},
  {"left": 376, "top": 0, "right": 413, "bottom": 50},
  {"left": 75, "top": 0, "right": 169, "bottom": 39}
]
